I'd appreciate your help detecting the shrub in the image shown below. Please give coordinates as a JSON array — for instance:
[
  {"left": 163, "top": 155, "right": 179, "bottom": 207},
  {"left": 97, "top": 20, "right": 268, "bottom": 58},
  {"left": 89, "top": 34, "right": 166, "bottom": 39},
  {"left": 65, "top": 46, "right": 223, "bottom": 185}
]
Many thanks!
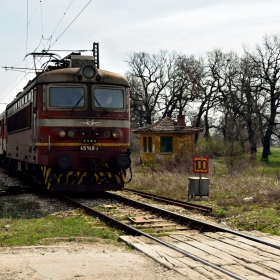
[{"left": 195, "top": 137, "right": 223, "bottom": 158}]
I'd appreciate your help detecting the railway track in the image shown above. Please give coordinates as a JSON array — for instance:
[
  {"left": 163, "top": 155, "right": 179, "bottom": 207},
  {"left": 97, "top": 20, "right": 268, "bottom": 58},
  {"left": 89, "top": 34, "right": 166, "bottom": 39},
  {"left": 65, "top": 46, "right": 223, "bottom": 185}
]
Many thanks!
[
  {"left": 54, "top": 191, "right": 280, "bottom": 280},
  {"left": 124, "top": 188, "right": 212, "bottom": 213}
]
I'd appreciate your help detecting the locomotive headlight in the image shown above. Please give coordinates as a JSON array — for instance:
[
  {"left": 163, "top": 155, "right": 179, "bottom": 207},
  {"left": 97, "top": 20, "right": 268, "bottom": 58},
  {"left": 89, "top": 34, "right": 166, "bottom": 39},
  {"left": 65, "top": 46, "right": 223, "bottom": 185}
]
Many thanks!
[
  {"left": 67, "top": 130, "right": 75, "bottom": 138},
  {"left": 112, "top": 130, "right": 120, "bottom": 138},
  {"left": 82, "top": 65, "right": 96, "bottom": 79},
  {"left": 58, "top": 130, "right": 66, "bottom": 138},
  {"left": 103, "top": 130, "right": 111, "bottom": 138}
]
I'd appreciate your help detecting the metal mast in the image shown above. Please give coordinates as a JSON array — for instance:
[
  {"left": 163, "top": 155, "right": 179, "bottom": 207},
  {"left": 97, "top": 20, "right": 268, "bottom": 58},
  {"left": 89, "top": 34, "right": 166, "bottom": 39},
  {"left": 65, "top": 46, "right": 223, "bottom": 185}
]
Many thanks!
[{"left": 93, "top": 42, "right": 99, "bottom": 69}]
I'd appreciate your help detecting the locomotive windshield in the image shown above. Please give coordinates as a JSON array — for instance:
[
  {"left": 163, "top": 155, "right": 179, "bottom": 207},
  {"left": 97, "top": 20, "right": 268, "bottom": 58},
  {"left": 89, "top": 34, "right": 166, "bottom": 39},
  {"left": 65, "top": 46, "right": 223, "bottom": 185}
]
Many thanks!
[
  {"left": 49, "top": 87, "right": 85, "bottom": 107},
  {"left": 93, "top": 88, "right": 124, "bottom": 109}
]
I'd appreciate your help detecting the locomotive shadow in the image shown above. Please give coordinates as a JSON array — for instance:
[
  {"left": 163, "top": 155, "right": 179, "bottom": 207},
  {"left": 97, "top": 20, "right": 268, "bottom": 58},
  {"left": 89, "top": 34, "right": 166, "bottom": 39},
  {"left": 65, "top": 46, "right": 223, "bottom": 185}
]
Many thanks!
[{"left": 0, "top": 188, "right": 113, "bottom": 219}]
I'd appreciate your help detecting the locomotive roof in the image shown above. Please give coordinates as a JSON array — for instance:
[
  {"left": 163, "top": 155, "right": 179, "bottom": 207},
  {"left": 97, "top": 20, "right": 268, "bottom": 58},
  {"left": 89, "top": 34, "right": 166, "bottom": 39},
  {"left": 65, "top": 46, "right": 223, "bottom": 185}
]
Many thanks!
[
  {"left": 12, "top": 53, "right": 129, "bottom": 99},
  {"left": 36, "top": 68, "right": 129, "bottom": 86}
]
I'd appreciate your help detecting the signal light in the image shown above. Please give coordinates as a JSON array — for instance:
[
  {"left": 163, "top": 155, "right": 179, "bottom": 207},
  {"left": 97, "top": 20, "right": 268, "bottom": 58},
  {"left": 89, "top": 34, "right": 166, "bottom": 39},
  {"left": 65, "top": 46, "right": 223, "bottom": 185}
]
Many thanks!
[
  {"left": 103, "top": 130, "right": 111, "bottom": 138},
  {"left": 67, "top": 130, "right": 75, "bottom": 138},
  {"left": 112, "top": 130, "right": 120, "bottom": 138},
  {"left": 58, "top": 130, "right": 66, "bottom": 138}
]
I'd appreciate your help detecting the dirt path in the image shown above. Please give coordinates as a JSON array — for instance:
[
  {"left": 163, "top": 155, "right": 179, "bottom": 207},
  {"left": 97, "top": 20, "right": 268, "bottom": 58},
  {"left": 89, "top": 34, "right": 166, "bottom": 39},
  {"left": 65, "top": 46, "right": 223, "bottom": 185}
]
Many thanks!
[{"left": 0, "top": 241, "right": 186, "bottom": 280}]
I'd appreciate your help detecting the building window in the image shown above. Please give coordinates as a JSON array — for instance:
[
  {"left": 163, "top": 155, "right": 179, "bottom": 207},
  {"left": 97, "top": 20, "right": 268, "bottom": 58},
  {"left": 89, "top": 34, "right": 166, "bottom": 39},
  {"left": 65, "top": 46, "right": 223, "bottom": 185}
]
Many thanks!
[
  {"left": 160, "top": 136, "right": 173, "bottom": 153},
  {"left": 143, "top": 136, "right": 153, "bottom": 152}
]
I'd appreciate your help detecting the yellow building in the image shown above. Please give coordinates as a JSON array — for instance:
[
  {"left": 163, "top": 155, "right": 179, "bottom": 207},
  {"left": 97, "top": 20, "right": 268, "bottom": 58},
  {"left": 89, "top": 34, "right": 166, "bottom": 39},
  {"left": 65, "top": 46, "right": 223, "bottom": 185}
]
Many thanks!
[{"left": 133, "top": 115, "right": 203, "bottom": 164}]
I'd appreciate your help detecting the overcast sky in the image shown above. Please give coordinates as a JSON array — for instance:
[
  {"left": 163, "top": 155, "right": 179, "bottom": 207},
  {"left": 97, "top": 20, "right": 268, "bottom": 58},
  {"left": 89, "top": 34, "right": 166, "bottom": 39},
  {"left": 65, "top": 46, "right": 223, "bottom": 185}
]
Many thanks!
[{"left": 0, "top": 0, "right": 280, "bottom": 112}]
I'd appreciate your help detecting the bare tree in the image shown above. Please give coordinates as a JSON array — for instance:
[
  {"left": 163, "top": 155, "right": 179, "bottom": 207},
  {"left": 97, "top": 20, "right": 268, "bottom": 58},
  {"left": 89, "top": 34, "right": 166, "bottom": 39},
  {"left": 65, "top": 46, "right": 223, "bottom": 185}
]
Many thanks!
[
  {"left": 160, "top": 55, "right": 190, "bottom": 118},
  {"left": 126, "top": 34, "right": 280, "bottom": 162},
  {"left": 175, "top": 54, "right": 221, "bottom": 141},
  {"left": 126, "top": 50, "right": 174, "bottom": 126},
  {"left": 244, "top": 35, "right": 280, "bottom": 161},
  {"left": 235, "top": 54, "right": 262, "bottom": 156},
  {"left": 207, "top": 49, "right": 264, "bottom": 156},
  {"left": 204, "top": 49, "right": 243, "bottom": 144}
]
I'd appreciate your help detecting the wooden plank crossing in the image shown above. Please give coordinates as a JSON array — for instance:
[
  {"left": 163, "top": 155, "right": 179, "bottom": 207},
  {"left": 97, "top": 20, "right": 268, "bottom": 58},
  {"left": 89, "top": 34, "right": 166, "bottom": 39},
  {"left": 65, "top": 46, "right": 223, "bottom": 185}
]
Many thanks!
[
  {"left": 203, "top": 232, "right": 280, "bottom": 260},
  {"left": 120, "top": 235, "right": 236, "bottom": 279},
  {"left": 119, "top": 231, "right": 280, "bottom": 280}
]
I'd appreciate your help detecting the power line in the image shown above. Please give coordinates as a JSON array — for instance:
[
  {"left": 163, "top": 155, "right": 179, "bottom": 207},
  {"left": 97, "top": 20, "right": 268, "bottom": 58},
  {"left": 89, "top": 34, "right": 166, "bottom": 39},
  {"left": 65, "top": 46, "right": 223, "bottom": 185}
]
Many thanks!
[
  {"left": 33, "top": 0, "right": 52, "bottom": 53},
  {"left": 27, "top": 1, "right": 41, "bottom": 25},
  {"left": 52, "top": 0, "right": 74, "bottom": 44},
  {"left": 2, "top": 0, "right": 93, "bottom": 103},
  {"left": 26, "top": 0, "right": 41, "bottom": 57},
  {"left": 26, "top": 0, "right": 28, "bottom": 68},
  {"left": 0, "top": 71, "right": 32, "bottom": 102},
  {"left": 50, "top": 0, "right": 93, "bottom": 49},
  {"left": 40, "top": 0, "right": 43, "bottom": 38}
]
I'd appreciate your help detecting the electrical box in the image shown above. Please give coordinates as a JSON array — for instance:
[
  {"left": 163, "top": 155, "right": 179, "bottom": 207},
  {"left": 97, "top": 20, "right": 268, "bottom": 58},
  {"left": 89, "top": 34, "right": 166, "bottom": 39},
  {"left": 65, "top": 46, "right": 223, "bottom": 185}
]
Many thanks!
[{"left": 188, "top": 177, "right": 209, "bottom": 198}]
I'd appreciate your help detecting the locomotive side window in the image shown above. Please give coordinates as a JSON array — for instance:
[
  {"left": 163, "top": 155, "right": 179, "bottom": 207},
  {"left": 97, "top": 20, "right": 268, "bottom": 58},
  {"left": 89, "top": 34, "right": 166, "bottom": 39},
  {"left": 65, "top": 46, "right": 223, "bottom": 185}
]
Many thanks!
[
  {"left": 93, "top": 88, "right": 124, "bottom": 109},
  {"left": 7, "top": 103, "right": 32, "bottom": 133},
  {"left": 28, "top": 90, "right": 32, "bottom": 101},
  {"left": 49, "top": 87, "right": 85, "bottom": 108}
]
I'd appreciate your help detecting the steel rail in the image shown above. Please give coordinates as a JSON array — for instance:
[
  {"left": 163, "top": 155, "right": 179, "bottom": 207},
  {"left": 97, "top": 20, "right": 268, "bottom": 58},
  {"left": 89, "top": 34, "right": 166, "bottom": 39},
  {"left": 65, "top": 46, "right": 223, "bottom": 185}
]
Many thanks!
[
  {"left": 106, "top": 192, "right": 280, "bottom": 250},
  {"left": 124, "top": 188, "right": 212, "bottom": 212},
  {"left": 54, "top": 192, "right": 245, "bottom": 280}
]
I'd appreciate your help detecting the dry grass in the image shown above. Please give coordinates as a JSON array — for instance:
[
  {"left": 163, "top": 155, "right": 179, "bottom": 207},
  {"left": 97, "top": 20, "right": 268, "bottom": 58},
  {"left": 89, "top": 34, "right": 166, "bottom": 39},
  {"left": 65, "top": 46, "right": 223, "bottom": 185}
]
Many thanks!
[{"left": 127, "top": 154, "right": 280, "bottom": 235}]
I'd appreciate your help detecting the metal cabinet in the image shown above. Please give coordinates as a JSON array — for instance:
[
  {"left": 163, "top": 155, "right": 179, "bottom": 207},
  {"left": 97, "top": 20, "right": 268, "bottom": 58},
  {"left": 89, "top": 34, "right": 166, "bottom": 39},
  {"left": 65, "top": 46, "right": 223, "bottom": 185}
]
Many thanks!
[{"left": 188, "top": 177, "right": 209, "bottom": 199}]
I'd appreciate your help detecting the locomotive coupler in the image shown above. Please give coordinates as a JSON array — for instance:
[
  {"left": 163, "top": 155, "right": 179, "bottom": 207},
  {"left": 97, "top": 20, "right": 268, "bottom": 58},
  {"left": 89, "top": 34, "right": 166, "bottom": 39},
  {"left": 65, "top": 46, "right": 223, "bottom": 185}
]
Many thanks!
[{"left": 89, "top": 159, "right": 97, "bottom": 172}]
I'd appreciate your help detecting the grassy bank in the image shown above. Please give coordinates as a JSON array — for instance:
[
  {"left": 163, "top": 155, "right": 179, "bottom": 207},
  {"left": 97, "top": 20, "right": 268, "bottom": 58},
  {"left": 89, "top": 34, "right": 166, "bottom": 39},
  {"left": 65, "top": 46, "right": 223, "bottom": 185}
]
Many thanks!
[
  {"left": 1, "top": 148, "right": 280, "bottom": 247},
  {"left": 0, "top": 195, "right": 121, "bottom": 247},
  {"left": 128, "top": 148, "right": 280, "bottom": 236}
]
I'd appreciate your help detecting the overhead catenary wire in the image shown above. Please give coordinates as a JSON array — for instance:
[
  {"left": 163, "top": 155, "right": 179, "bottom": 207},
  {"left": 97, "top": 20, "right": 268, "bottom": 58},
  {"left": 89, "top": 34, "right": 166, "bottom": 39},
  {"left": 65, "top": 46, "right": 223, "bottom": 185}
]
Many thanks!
[
  {"left": 25, "top": 0, "right": 41, "bottom": 63},
  {"left": 49, "top": 0, "right": 92, "bottom": 49},
  {"left": 25, "top": 0, "right": 28, "bottom": 72},
  {"left": 1, "top": 0, "right": 93, "bottom": 105},
  {"left": 34, "top": 0, "right": 75, "bottom": 53},
  {"left": 31, "top": 0, "right": 92, "bottom": 63},
  {"left": 0, "top": 71, "right": 33, "bottom": 104},
  {"left": 52, "top": 0, "right": 74, "bottom": 45}
]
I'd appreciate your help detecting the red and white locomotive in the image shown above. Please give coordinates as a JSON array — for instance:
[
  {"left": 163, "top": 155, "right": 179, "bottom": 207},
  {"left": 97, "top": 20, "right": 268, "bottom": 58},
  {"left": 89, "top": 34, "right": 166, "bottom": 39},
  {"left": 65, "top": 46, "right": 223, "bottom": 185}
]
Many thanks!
[{"left": 0, "top": 44, "right": 131, "bottom": 191}]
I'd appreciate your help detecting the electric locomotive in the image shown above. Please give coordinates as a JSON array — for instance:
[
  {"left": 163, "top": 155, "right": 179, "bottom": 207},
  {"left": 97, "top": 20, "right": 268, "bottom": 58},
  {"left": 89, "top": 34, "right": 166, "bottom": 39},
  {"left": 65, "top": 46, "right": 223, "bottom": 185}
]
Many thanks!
[{"left": 1, "top": 44, "right": 131, "bottom": 191}]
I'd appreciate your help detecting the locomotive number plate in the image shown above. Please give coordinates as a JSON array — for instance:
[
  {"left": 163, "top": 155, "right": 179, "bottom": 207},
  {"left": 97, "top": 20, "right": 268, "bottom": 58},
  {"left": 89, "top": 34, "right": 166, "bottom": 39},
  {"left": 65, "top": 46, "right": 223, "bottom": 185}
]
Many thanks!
[{"left": 80, "top": 145, "right": 98, "bottom": 151}]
